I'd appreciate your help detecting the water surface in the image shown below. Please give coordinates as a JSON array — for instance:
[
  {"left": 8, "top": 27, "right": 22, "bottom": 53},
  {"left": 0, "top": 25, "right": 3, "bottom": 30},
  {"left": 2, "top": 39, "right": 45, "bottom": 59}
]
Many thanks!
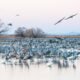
[{"left": 0, "top": 59, "right": 80, "bottom": 80}]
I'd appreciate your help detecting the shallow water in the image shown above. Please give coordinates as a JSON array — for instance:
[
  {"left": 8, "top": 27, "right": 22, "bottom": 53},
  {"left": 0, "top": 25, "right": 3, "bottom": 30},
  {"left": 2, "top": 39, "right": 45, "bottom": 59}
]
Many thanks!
[{"left": 0, "top": 59, "right": 80, "bottom": 80}]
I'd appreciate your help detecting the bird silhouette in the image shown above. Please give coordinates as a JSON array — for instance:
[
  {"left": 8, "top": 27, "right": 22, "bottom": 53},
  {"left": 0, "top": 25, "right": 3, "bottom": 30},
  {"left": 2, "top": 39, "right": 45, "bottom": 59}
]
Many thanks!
[
  {"left": 54, "top": 17, "right": 65, "bottom": 25},
  {"left": 65, "top": 13, "right": 78, "bottom": 20},
  {"left": 8, "top": 23, "right": 12, "bottom": 26},
  {"left": 16, "top": 14, "right": 20, "bottom": 16}
]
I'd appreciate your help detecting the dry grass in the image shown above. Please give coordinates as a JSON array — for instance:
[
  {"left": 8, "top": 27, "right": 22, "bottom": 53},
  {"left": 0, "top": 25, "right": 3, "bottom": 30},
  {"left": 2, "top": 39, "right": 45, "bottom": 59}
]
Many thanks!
[{"left": 0, "top": 35, "right": 80, "bottom": 38}]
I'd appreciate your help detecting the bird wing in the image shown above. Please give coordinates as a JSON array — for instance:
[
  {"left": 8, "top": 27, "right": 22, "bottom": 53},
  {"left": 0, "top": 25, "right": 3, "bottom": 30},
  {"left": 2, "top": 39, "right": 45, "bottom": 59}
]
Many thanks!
[
  {"left": 16, "top": 14, "right": 20, "bottom": 16},
  {"left": 65, "top": 13, "right": 78, "bottom": 20},
  {"left": 54, "top": 17, "right": 65, "bottom": 25},
  {"left": 8, "top": 23, "right": 12, "bottom": 26}
]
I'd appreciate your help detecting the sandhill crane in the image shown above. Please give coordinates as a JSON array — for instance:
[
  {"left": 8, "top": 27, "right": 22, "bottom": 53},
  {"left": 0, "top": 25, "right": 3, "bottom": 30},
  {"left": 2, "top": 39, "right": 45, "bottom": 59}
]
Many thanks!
[
  {"left": 54, "top": 17, "right": 65, "bottom": 25},
  {"left": 65, "top": 13, "right": 78, "bottom": 20}
]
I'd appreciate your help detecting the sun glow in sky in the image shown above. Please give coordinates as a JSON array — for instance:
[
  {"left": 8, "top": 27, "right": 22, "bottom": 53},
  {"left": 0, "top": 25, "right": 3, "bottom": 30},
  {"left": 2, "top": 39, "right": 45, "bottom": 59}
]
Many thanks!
[{"left": 0, "top": 0, "right": 80, "bottom": 34}]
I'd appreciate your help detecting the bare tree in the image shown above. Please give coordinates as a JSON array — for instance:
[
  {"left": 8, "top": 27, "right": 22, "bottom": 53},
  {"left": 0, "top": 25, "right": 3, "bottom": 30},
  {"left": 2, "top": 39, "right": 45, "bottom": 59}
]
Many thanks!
[
  {"left": 33, "top": 28, "right": 46, "bottom": 38},
  {"left": 0, "top": 20, "right": 8, "bottom": 34},
  {"left": 15, "top": 27, "right": 46, "bottom": 38},
  {"left": 23, "top": 28, "right": 46, "bottom": 38},
  {"left": 15, "top": 27, "right": 26, "bottom": 37},
  {"left": 24, "top": 28, "right": 34, "bottom": 38}
]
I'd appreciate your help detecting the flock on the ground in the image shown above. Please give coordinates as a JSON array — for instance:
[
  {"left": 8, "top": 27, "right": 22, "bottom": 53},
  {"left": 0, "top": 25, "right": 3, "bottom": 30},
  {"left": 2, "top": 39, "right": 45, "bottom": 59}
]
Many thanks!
[{"left": 0, "top": 38, "right": 80, "bottom": 69}]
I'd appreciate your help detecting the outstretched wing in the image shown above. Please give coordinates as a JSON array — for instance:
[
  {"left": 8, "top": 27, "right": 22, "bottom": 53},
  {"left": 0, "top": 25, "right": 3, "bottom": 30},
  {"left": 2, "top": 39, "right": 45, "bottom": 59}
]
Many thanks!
[
  {"left": 54, "top": 17, "right": 65, "bottom": 25},
  {"left": 16, "top": 14, "right": 20, "bottom": 16},
  {"left": 65, "top": 13, "right": 78, "bottom": 20},
  {"left": 8, "top": 23, "right": 13, "bottom": 26}
]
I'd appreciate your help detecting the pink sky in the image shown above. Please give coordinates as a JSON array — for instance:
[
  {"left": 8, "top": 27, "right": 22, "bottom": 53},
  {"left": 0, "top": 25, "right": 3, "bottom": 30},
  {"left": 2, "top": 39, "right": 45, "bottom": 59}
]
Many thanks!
[{"left": 0, "top": 0, "right": 80, "bottom": 34}]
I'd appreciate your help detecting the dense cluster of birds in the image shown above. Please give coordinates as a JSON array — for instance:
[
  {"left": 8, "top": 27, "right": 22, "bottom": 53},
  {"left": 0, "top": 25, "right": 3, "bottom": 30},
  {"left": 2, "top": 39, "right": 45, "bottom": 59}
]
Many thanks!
[{"left": 0, "top": 38, "right": 79, "bottom": 69}]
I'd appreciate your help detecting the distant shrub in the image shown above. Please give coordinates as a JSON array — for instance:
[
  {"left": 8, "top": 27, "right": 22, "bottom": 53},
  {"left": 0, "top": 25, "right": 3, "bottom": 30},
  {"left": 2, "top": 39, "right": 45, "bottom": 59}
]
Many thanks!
[{"left": 15, "top": 27, "right": 46, "bottom": 38}]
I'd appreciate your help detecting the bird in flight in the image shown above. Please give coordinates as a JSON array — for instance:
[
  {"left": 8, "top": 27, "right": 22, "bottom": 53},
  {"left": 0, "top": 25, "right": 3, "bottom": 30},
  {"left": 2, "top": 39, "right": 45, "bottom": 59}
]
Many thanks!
[
  {"left": 54, "top": 17, "right": 65, "bottom": 25},
  {"left": 65, "top": 13, "right": 78, "bottom": 20},
  {"left": 8, "top": 23, "right": 13, "bottom": 26},
  {"left": 16, "top": 14, "right": 20, "bottom": 16}
]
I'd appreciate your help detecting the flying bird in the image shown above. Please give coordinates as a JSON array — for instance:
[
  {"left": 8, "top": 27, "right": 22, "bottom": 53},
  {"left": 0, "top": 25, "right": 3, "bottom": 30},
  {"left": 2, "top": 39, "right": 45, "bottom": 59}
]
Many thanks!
[
  {"left": 8, "top": 23, "right": 13, "bottom": 26},
  {"left": 54, "top": 17, "right": 65, "bottom": 25},
  {"left": 65, "top": 13, "right": 78, "bottom": 20},
  {"left": 16, "top": 14, "right": 20, "bottom": 16}
]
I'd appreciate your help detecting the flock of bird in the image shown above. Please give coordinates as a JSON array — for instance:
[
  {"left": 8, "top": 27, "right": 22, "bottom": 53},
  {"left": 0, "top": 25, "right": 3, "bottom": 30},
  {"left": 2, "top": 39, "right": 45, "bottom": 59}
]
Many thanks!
[
  {"left": 0, "top": 13, "right": 78, "bottom": 29},
  {"left": 9, "top": 13, "right": 78, "bottom": 26},
  {"left": 0, "top": 14, "right": 19, "bottom": 26},
  {"left": 54, "top": 13, "right": 78, "bottom": 25},
  {"left": 7, "top": 14, "right": 20, "bottom": 27}
]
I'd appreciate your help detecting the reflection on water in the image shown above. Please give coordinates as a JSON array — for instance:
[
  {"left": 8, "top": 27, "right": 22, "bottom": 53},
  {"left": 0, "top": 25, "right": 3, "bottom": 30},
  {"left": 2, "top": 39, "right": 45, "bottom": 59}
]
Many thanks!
[
  {"left": 0, "top": 57, "right": 78, "bottom": 69},
  {"left": 0, "top": 59, "right": 80, "bottom": 80}
]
